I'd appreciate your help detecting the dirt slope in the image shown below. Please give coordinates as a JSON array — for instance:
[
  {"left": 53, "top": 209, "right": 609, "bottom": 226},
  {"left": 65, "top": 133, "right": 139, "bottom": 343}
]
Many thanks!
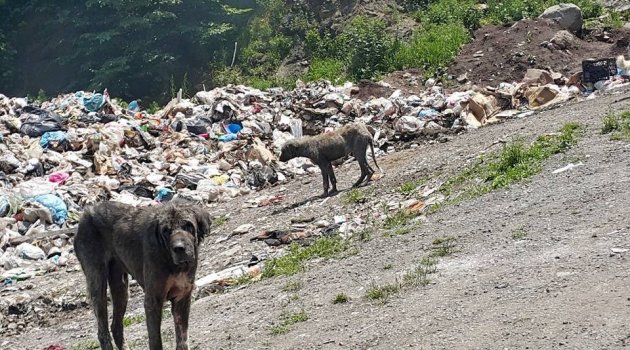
[
  {"left": 5, "top": 88, "right": 630, "bottom": 349},
  {"left": 448, "top": 19, "right": 630, "bottom": 87}
]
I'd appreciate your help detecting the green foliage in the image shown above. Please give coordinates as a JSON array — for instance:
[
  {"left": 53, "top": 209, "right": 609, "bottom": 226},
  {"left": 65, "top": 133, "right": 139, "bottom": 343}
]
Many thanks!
[
  {"left": 403, "top": 256, "right": 437, "bottom": 286},
  {"left": 383, "top": 209, "right": 416, "bottom": 230},
  {"left": 393, "top": 23, "right": 470, "bottom": 74},
  {"left": 270, "top": 309, "right": 309, "bottom": 335},
  {"left": 123, "top": 314, "right": 145, "bottom": 327},
  {"left": 483, "top": 0, "right": 602, "bottom": 24},
  {"left": 262, "top": 237, "right": 349, "bottom": 278},
  {"left": 0, "top": 0, "right": 255, "bottom": 102},
  {"left": 512, "top": 228, "right": 528, "bottom": 240},
  {"left": 147, "top": 101, "right": 161, "bottom": 114},
  {"left": 365, "top": 281, "right": 401, "bottom": 304},
  {"left": 282, "top": 281, "right": 303, "bottom": 293},
  {"left": 439, "top": 123, "right": 583, "bottom": 205},
  {"left": 430, "top": 236, "right": 457, "bottom": 257},
  {"left": 213, "top": 66, "right": 245, "bottom": 87},
  {"left": 305, "top": 58, "right": 347, "bottom": 84},
  {"left": 332, "top": 293, "right": 350, "bottom": 304},
  {"left": 602, "top": 111, "right": 630, "bottom": 142},
  {"left": 345, "top": 16, "right": 394, "bottom": 81},
  {"left": 342, "top": 188, "right": 368, "bottom": 204},
  {"left": 399, "top": 179, "right": 424, "bottom": 195},
  {"left": 422, "top": 0, "right": 483, "bottom": 30}
]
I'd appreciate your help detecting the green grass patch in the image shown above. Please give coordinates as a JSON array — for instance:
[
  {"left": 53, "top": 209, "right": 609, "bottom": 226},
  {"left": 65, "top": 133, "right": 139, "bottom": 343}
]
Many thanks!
[
  {"left": 332, "top": 293, "right": 350, "bottom": 304},
  {"left": 512, "top": 228, "right": 528, "bottom": 240},
  {"left": 383, "top": 209, "right": 416, "bottom": 230},
  {"left": 392, "top": 22, "right": 470, "bottom": 75},
  {"left": 123, "top": 314, "right": 145, "bottom": 327},
  {"left": 262, "top": 236, "right": 349, "bottom": 278},
  {"left": 72, "top": 339, "right": 100, "bottom": 350},
  {"left": 365, "top": 281, "right": 401, "bottom": 304},
  {"left": 438, "top": 123, "right": 583, "bottom": 206},
  {"left": 602, "top": 111, "right": 630, "bottom": 142},
  {"left": 305, "top": 58, "right": 347, "bottom": 84},
  {"left": 431, "top": 236, "right": 457, "bottom": 257},
  {"left": 343, "top": 188, "right": 368, "bottom": 204},
  {"left": 282, "top": 281, "right": 303, "bottom": 293},
  {"left": 399, "top": 179, "right": 425, "bottom": 195},
  {"left": 270, "top": 309, "right": 309, "bottom": 335},
  {"left": 212, "top": 215, "right": 228, "bottom": 227},
  {"left": 403, "top": 256, "right": 438, "bottom": 287}
]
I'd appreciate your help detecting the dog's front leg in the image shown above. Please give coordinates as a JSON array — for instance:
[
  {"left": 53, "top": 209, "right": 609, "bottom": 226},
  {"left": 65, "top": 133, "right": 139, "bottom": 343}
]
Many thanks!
[
  {"left": 144, "top": 293, "right": 165, "bottom": 350},
  {"left": 172, "top": 294, "right": 192, "bottom": 350}
]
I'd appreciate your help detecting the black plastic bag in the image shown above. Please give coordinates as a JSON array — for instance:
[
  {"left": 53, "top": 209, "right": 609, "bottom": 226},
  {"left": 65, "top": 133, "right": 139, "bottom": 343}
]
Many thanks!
[{"left": 19, "top": 107, "right": 65, "bottom": 137}]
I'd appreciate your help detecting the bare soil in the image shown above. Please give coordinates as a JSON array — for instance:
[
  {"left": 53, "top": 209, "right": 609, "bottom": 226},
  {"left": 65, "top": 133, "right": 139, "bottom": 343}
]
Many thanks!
[
  {"left": 4, "top": 85, "right": 630, "bottom": 349},
  {"left": 448, "top": 19, "right": 630, "bottom": 87}
]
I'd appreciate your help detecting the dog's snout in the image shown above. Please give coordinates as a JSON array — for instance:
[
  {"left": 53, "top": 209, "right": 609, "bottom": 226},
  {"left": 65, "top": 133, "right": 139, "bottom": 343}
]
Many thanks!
[{"left": 172, "top": 242, "right": 186, "bottom": 254}]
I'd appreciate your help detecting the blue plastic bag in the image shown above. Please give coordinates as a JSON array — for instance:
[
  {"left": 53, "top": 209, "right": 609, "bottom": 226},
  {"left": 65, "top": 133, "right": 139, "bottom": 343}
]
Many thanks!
[
  {"left": 39, "top": 131, "right": 68, "bottom": 148},
  {"left": 128, "top": 100, "right": 139, "bottom": 112},
  {"left": 82, "top": 94, "right": 106, "bottom": 112},
  {"left": 225, "top": 123, "right": 242, "bottom": 134},
  {"left": 417, "top": 109, "right": 440, "bottom": 119},
  {"left": 218, "top": 133, "right": 238, "bottom": 142},
  {"left": 32, "top": 194, "right": 68, "bottom": 225}
]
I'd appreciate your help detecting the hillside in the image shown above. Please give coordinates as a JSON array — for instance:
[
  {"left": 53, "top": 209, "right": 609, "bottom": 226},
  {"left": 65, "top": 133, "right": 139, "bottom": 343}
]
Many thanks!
[
  {"left": 3, "top": 83, "right": 630, "bottom": 350},
  {"left": 1, "top": 1, "right": 630, "bottom": 350}
]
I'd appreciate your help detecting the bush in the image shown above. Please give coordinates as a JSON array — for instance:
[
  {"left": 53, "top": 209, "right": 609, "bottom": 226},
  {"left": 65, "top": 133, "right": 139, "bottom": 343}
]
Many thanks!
[
  {"left": 305, "top": 58, "right": 347, "bottom": 83},
  {"left": 392, "top": 23, "right": 470, "bottom": 74},
  {"left": 345, "top": 16, "right": 394, "bottom": 81},
  {"left": 212, "top": 66, "right": 244, "bottom": 87},
  {"left": 422, "top": 0, "right": 483, "bottom": 30}
]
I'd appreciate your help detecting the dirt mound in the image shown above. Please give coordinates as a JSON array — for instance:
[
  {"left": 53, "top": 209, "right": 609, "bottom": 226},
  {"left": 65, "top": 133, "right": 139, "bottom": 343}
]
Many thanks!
[
  {"left": 449, "top": 19, "right": 630, "bottom": 87},
  {"left": 351, "top": 80, "right": 395, "bottom": 100}
]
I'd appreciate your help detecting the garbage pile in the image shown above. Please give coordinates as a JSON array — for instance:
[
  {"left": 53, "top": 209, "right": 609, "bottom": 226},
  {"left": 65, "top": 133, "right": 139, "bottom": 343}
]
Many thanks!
[{"left": 1, "top": 57, "right": 630, "bottom": 283}]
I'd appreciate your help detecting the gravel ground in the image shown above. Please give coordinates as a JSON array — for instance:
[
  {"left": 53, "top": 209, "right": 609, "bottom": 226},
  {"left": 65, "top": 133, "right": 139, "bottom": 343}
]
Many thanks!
[{"left": 4, "top": 88, "right": 630, "bottom": 350}]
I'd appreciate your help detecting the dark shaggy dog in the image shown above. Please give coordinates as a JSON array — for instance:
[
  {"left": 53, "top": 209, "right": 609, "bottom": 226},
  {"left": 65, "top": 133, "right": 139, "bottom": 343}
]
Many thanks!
[
  {"left": 74, "top": 200, "right": 212, "bottom": 350},
  {"left": 279, "top": 122, "right": 382, "bottom": 197}
]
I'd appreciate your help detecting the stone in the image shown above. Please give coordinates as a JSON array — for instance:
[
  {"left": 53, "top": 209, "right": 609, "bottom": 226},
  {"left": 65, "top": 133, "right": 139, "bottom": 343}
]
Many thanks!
[
  {"left": 522, "top": 69, "right": 554, "bottom": 85},
  {"left": 550, "top": 30, "right": 577, "bottom": 50},
  {"left": 539, "top": 4, "right": 583, "bottom": 34}
]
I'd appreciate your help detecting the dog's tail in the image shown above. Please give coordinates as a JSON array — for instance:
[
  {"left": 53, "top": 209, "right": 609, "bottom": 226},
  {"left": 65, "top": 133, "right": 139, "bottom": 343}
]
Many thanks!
[{"left": 369, "top": 139, "right": 383, "bottom": 173}]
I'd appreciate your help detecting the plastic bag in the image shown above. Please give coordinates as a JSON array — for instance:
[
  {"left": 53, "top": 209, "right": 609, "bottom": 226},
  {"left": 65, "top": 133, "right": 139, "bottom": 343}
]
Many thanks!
[
  {"left": 81, "top": 93, "right": 106, "bottom": 112},
  {"left": 32, "top": 194, "right": 68, "bottom": 225},
  {"left": 16, "top": 243, "right": 46, "bottom": 260},
  {"left": 19, "top": 106, "right": 65, "bottom": 137},
  {"left": 39, "top": 131, "right": 68, "bottom": 148}
]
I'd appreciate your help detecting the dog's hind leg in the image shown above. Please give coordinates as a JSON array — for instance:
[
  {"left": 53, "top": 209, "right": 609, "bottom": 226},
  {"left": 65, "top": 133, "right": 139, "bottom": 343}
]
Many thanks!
[
  {"left": 109, "top": 261, "right": 129, "bottom": 350},
  {"left": 325, "top": 162, "right": 338, "bottom": 194},
  {"left": 352, "top": 150, "right": 369, "bottom": 188},
  {"left": 172, "top": 294, "right": 192, "bottom": 350}
]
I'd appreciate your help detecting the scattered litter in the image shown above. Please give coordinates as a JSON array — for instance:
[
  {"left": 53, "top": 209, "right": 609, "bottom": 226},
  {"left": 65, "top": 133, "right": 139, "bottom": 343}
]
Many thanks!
[{"left": 552, "top": 162, "right": 584, "bottom": 174}]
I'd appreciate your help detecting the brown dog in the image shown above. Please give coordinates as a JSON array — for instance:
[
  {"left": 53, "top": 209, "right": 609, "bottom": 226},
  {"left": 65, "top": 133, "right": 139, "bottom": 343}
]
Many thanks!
[
  {"left": 74, "top": 199, "right": 212, "bottom": 350},
  {"left": 279, "top": 122, "right": 382, "bottom": 197}
]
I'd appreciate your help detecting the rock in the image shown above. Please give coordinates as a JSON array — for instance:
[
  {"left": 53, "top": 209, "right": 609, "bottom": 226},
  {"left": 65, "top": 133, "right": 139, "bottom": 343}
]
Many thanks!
[
  {"left": 456, "top": 73, "right": 469, "bottom": 83},
  {"left": 232, "top": 224, "right": 254, "bottom": 235},
  {"left": 550, "top": 30, "right": 577, "bottom": 50},
  {"left": 611, "top": 247, "right": 628, "bottom": 254},
  {"left": 522, "top": 69, "right": 554, "bottom": 85},
  {"left": 539, "top": 4, "right": 583, "bottom": 34}
]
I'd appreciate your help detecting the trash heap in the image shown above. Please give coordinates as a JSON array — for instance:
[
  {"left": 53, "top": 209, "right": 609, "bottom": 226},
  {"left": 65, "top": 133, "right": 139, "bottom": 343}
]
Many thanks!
[{"left": 1, "top": 59, "right": 630, "bottom": 283}]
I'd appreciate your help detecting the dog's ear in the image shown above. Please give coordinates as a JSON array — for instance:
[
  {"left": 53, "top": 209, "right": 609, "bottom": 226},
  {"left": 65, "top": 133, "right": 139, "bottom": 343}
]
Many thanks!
[{"left": 192, "top": 208, "right": 212, "bottom": 241}]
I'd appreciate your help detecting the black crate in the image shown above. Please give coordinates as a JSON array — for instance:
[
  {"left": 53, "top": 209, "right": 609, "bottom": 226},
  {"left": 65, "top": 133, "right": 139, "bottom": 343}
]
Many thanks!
[{"left": 582, "top": 58, "right": 617, "bottom": 83}]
